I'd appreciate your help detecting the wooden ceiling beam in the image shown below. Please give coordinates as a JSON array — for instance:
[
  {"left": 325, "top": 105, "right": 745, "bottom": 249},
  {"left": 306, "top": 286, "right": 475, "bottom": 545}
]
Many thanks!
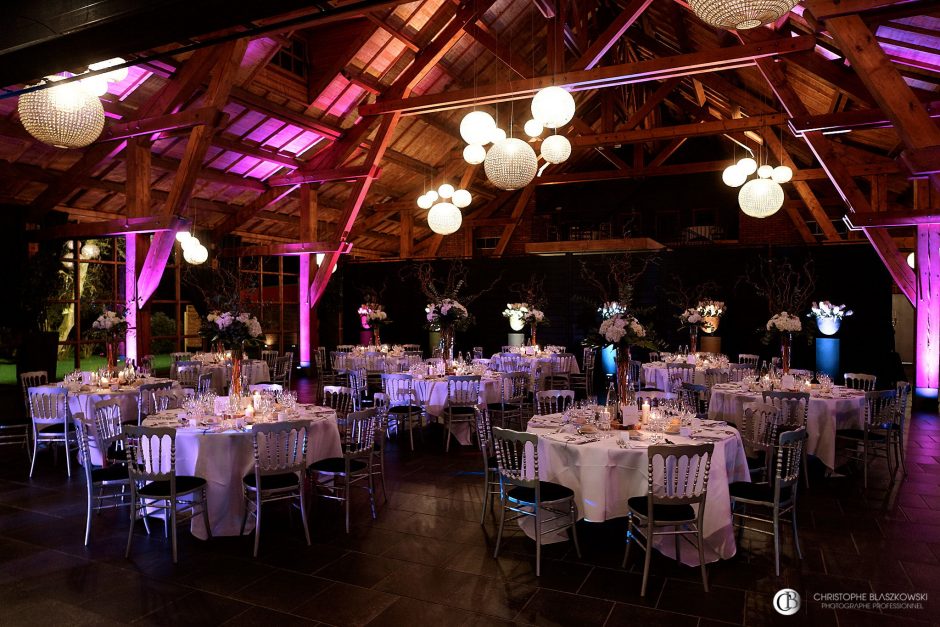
[
  {"left": 571, "top": 113, "right": 789, "bottom": 148},
  {"left": 790, "top": 100, "right": 940, "bottom": 133},
  {"left": 823, "top": 14, "right": 940, "bottom": 193},
  {"left": 574, "top": 0, "right": 656, "bottom": 70},
  {"left": 149, "top": 154, "right": 269, "bottom": 191},
  {"left": 267, "top": 165, "right": 378, "bottom": 187},
  {"left": 359, "top": 35, "right": 816, "bottom": 116},
  {"left": 846, "top": 211, "right": 940, "bottom": 228},
  {"left": 463, "top": 21, "right": 532, "bottom": 79},
  {"left": 97, "top": 107, "right": 224, "bottom": 143},
  {"left": 32, "top": 215, "right": 186, "bottom": 241},
  {"left": 805, "top": 0, "right": 928, "bottom": 19}
]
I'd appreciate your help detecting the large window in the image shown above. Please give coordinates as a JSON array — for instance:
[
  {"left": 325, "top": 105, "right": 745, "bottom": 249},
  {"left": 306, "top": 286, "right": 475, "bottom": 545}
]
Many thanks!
[
  {"left": 238, "top": 256, "right": 300, "bottom": 355},
  {"left": 46, "top": 238, "right": 126, "bottom": 370}
]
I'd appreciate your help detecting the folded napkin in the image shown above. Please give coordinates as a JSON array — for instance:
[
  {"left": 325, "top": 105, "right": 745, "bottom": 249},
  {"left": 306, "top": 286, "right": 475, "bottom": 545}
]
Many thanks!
[
  {"left": 544, "top": 432, "right": 594, "bottom": 445},
  {"left": 528, "top": 418, "right": 563, "bottom": 428}
]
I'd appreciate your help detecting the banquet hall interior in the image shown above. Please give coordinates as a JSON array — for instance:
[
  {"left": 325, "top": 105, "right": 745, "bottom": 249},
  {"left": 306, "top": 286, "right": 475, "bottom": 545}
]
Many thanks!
[{"left": 1, "top": 0, "right": 940, "bottom": 624}]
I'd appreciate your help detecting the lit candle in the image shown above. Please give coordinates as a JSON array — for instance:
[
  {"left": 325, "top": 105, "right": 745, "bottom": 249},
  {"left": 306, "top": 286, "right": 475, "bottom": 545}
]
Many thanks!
[
  {"left": 641, "top": 401, "right": 650, "bottom": 424},
  {"left": 244, "top": 404, "right": 255, "bottom": 419},
  {"left": 252, "top": 392, "right": 261, "bottom": 410}
]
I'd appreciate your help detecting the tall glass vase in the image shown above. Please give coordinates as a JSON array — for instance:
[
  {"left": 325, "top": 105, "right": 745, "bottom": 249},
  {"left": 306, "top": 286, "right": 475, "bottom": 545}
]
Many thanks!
[
  {"left": 530, "top": 322, "right": 538, "bottom": 347},
  {"left": 439, "top": 326, "right": 455, "bottom": 362},
  {"left": 372, "top": 325, "right": 381, "bottom": 347},
  {"left": 106, "top": 340, "right": 116, "bottom": 372},
  {"left": 689, "top": 326, "right": 698, "bottom": 354},
  {"left": 780, "top": 332, "right": 792, "bottom": 374},
  {"left": 615, "top": 345, "right": 632, "bottom": 420},
  {"left": 230, "top": 346, "right": 244, "bottom": 398}
]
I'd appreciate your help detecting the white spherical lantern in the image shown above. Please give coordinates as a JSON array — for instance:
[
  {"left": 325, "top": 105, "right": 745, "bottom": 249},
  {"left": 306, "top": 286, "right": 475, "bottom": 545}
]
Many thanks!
[
  {"left": 757, "top": 164, "right": 774, "bottom": 179},
  {"left": 463, "top": 144, "right": 486, "bottom": 165},
  {"left": 182, "top": 236, "right": 200, "bottom": 251},
  {"left": 188, "top": 243, "right": 209, "bottom": 265},
  {"left": 80, "top": 242, "right": 100, "bottom": 258},
  {"left": 437, "top": 183, "right": 455, "bottom": 199},
  {"left": 524, "top": 119, "right": 543, "bottom": 138},
  {"left": 722, "top": 164, "right": 747, "bottom": 187},
  {"left": 427, "top": 202, "right": 462, "bottom": 235},
  {"left": 18, "top": 81, "right": 105, "bottom": 148},
  {"left": 771, "top": 165, "right": 793, "bottom": 184},
  {"left": 484, "top": 137, "right": 538, "bottom": 190},
  {"left": 689, "top": 0, "right": 798, "bottom": 31},
  {"left": 175, "top": 230, "right": 192, "bottom": 243},
  {"left": 89, "top": 57, "right": 129, "bottom": 83},
  {"left": 540, "top": 135, "right": 571, "bottom": 164},
  {"left": 460, "top": 110, "right": 497, "bottom": 145},
  {"left": 417, "top": 194, "right": 433, "bottom": 210},
  {"left": 490, "top": 127, "right": 507, "bottom": 144},
  {"left": 531, "top": 86, "right": 575, "bottom": 129},
  {"left": 737, "top": 157, "right": 758, "bottom": 175},
  {"left": 425, "top": 189, "right": 439, "bottom": 203},
  {"left": 739, "top": 178, "right": 784, "bottom": 218},
  {"left": 908, "top": 252, "right": 916, "bottom": 269},
  {"left": 80, "top": 75, "right": 109, "bottom": 97},
  {"left": 452, "top": 189, "right": 472, "bottom": 208}
]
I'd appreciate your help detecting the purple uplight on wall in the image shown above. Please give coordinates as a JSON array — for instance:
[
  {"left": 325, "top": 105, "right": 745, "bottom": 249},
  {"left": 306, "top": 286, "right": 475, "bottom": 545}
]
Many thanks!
[
  {"left": 124, "top": 234, "right": 138, "bottom": 364},
  {"left": 915, "top": 225, "right": 940, "bottom": 400},
  {"left": 299, "top": 254, "right": 311, "bottom": 368}
]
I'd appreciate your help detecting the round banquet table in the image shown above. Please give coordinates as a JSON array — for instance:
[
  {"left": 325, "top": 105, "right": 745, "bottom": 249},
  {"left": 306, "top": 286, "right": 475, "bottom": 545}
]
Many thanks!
[
  {"left": 170, "top": 359, "right": 269, "bottom": 393},
  {"left": 141, "top": 403, "right": 341, "bottom": 539},
  {"left": 333, "top": 352, "right": 407, "bottom": 372},
  {"left": 44, "top": 379, "right": 181, "bottom": 424},
  {"left": 642, "top": 362, "right": 723, "bottom": 390},
  {"left": 708, "top": 383, "right": 866, "bottom": 470},
  {"left": 526, "top": 413, "right": 749, "bottom": 565},
  {"left": 413, "top": 375, "right": 502, "bottom": 445}
]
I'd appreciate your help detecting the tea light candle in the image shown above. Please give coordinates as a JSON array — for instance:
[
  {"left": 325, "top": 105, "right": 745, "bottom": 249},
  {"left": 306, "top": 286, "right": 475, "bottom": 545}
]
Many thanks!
[
  {"left": 100, "top": 376, "right": 109, "bottom": 386},
  {"left": 641, "top": 401, "right": 650, "bottom": 424},
  {"left": 245, "top": 404, "right": 255, "bottom": 419}
]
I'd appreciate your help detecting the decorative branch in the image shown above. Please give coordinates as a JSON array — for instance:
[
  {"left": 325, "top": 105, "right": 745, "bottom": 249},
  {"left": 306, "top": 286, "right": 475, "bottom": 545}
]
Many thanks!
[
  {"left": 663, "top": 275, "right": 720, "bottom": 311},
  {"left": 741, "top": 256, "right": 816, "bottom": 315},
  {"left": 404, "top": 260, "right": 501, "bottom": 305}
]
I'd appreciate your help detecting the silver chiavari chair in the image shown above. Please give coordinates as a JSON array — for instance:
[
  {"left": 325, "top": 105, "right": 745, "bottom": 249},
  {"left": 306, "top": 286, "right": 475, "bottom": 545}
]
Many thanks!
[
  {"left": 76, "top": 403, "right": 131, "bottom": 545},
  {"left": 535, "top": 389, "right": 575, "bottom": 415},
  {"left": 137, "top": 381, "right": 172, "bottom": 425},
  {"left": 322, "top": 386, "right": 356, "bottom": 431},
  {"left": 835, "top": 389, "right": 898, "bottom": 489},
  {"left": 843, "top": 372, "right": 876, "bottom": 391},
  {"left": 443, "top": 376, "right": 481, "bottom": 453},
  {"left": 371, "top": 392, "right": 390, "bottom": 503},
  {"left": 381, "top": 374, "right": 423, "bottom": 451},
  {"left": 28, "top": 386, "right": 76, "bottom": 477},
  {"left": 738, "top": 354, "right": 759, "bottom": 367}
]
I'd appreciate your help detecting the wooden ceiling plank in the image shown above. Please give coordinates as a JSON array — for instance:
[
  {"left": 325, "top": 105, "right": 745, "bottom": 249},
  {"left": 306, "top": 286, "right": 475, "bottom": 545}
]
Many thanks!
[
  {"left": 360, "top": 35, "right": 816, "bottom": 116},
  {"left": 574, "top": 0, "right": 656, "bottom": 70},
  {"left": 571, "top": 113, "right": 789, "bottom": 148}
]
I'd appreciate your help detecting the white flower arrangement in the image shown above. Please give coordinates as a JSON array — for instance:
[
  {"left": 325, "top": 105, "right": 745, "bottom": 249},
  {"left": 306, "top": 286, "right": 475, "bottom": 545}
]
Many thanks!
[
  {"left": 808, "top": 301, "right": 853, "bottom": 320},
  {"left": 426, "top": 298, "right": 469, "bottom": 328},
  {"left": 205, "top": 310, "right": 263, "bottom": 348},
  {"left": 358, "top": 302, "right": 388, "bottom": 323},
  {"left": 766, "top": 312, "right": 802, "bottom": 333},
  {"left": 679, "top": 307, "right": 703, "bottom": 327},
  {"left": 696, "top": 300, "right": 725, "bottom": 318},
  {"left": 92, "top": 309, "right": 128, "bottom": 339},
  {"left": 502, "top": 302, "right": 545, "bottom": 325},
  {"left": 599, "top": 313, "right": 647, "bottom": 346}
]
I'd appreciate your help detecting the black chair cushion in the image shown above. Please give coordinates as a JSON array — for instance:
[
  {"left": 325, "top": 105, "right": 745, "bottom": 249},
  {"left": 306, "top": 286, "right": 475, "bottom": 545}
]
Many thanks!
[
  {"left": 243, "top": 472, "right": 299, "bottom": 490},
  {"left": 836, "top": 428, "right": 886, "bottom": 442},
  {"left": 36, "top": 422, "right": 75, "bottom": 433},
  {"left": 507, "top": 481, "right": 574, "bottom": 504},
  {"left": 91, "top": 464, "right": 129, "bottom": 483},
  {"left": 729, "top": 481, "right": 792, "bottom": 503},
  {"left": 626, "top": 496, "right": 696, "bottom": 522},
  {"left": 746, "top": 451, "right": 766, "bottom": 471},
  {"left": 309, "top": 457, "right": 367, "bottom": 474},
  {"left": 137, "top": 475, "right": 206, "bottom": 497},
  {"left": 487, "top": 403, "right": 521, "bottom": 412},
  {"left": 388, "top": 405, "right": 423, "bottom": 414},
  {"left": 446, "top": 406, "right": 476, "bottom": 415}
]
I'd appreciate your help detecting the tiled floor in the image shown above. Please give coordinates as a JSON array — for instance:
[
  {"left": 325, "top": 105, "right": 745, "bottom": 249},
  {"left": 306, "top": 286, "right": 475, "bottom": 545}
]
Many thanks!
[{"left": 1, "top": 380, "right": 939, "bottom": 626}]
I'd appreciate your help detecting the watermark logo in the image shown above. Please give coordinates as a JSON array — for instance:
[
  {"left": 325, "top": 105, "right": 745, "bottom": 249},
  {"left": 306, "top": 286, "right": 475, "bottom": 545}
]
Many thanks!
[{"left": 773, "top": 589, "right": 801, "bottom": 615}]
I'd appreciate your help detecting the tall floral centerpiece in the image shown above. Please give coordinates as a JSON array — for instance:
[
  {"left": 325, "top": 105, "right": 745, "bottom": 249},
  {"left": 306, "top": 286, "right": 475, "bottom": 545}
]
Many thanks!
[
  {"left": 358, "top": 302, "right": 389, "bottom": 345},
  {"left": 808, "top": 301, "right": 852, "bottom": 336},
  {"left": 678, "top": 308, "right": 704, "bottom": 353},
  {"left": 696, "top": 300, "right": 725, "bottom": 334},
  {"left": 596, "top": 312, "right": 657, "bottom": 418},
  {"left": 502, "top": 303, "right": 546, "bottom": 346},
  {"left": 766, "top": 312, "right": 802, "bottom": 373},
  {"left": 91, "top": 309, "right": 128, "bottom": 372},
  {"left": 426, "top": 299, "right": 469, "bottom": 361},
  {"left": 204, "top": 310, "right": 263, "bottom": 397}
]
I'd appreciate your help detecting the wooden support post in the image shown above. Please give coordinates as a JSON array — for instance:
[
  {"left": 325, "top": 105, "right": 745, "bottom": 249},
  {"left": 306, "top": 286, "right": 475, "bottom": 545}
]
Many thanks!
[
  {"left": 400, "top": 208, "right": 414, "bottom": 259},
  {"left": 916, "top": 224, "right": 940, "bottom": 404},
  {"left": 125, "top": 137, "right": 151, "bottom": 362}
]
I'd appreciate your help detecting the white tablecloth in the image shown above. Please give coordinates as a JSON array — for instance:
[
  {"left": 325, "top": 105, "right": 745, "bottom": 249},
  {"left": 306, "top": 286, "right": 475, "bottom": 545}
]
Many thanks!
[
  {"left": 708, "top": 383, "right": 866, "bottom": 469},
  {"left": 642, "top": 363, "right": 715, "bottom": 390},
  {"left": 44, "top": 379, "right": 181, "bottom": 424},
  {"left": 334, "top": 353, "right": 407, "bottom": 372},
  {"left": 527, "top": 415, "right": 749, "bottom": 565},
  {"left": 413, "top": 376, "right": 502, "bottom": 445},
  {"left": 142, "top": 404, "right": 341, "bottom": 539},
  {"left": 170, "top": 360, "right": 269, "bottom": 393}
]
